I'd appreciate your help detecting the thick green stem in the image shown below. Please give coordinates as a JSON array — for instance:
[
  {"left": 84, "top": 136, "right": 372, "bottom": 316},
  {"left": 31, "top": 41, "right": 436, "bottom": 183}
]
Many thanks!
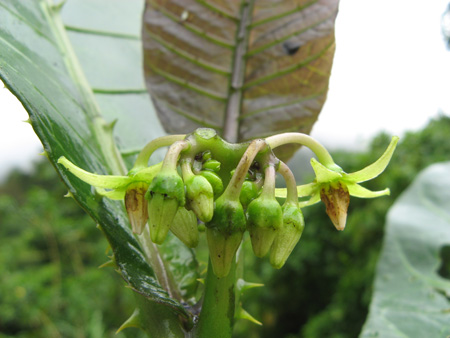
[{"left": 196, "top": 259, "right": 237, "bottom": 338}]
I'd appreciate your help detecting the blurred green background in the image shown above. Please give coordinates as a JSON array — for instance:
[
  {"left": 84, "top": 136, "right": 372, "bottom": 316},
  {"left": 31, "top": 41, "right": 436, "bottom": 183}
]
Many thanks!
[{"left": 1, "top": 115, "right": 450, "bottom": 337}]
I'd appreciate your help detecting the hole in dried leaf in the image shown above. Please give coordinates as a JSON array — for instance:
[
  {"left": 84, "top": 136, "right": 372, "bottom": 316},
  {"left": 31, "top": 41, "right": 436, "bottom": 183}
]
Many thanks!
[
  {"left": 437, "top": 245, "right": 450, "bottom": 280},
  {"left": 282, "top": 41, "right": 300, "bottom": 55}
]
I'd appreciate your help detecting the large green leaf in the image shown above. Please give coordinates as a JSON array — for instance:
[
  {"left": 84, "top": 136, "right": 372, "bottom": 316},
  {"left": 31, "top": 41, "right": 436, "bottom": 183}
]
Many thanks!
[
  {"left": 361, "top": 162, "right": 450, "bottom": 337},
  {"left": 0, "top": 0, "right": 193, "bottom": 326},
  {"left": 142, "top": 0, "right": 339, "bottom": 156}
]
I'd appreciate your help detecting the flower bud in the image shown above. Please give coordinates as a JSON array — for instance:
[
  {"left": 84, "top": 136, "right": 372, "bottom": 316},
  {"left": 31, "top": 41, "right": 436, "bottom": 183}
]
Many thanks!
[
  {"left": 247, "top": 197, "right": 283, "bottom": 258},
  {"left": 270, "top": 203, "right": 305, "bottom": 269},
  {"left": 320, "top": 181, "right": 350, "bottom": 231},
  {"left": 124, "top": 182, "right": 149, "bottom": 235},
  {"left": 185, "top": 175, "right": 214, "bottom": 223},
  {"left": 146, "top": 170, "right": 186, "bottom": 244},
  {"left": 206, "top": 227, "right": 243, "bottom": 278},
  {"left": 239, "top": 181, "right": 260, "bottom": 208},
  {"left": 199, "top": 170, "right": 224, "bottom": 198},
  {"left": 147, "top": 194, "right": 179, "bottom": 244},
  {"left": 202, "top": 159, "right": 221, "bottom": 172},
  {"left": 170, "top": 207, "right": 199, "bottom": 248}
]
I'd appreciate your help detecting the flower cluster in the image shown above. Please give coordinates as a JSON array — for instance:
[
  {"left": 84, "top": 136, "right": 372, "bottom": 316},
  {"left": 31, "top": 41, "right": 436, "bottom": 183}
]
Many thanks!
[{"left": 58, "top": 128, "right": 398, "bottom": 278}]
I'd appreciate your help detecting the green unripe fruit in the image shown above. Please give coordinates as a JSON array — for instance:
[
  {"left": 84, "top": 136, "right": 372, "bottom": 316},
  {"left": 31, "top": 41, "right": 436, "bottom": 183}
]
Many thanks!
[
  {"left": 270, "top": 203, "right": 305, "bottom": 269},
  {"left": 239, "top": 180, "right": 260, "bottom": 208},
  {"left": 206, "top": 227, "right": 243, "bottom": 278},
  {"left": 199, "top": 170, "right": 224, "bottom": 198},
  {"left": 207, "top": 195, "right": 247, "bottom": 233},
  {"left": 202, "top": 159, "right": 221, "bottom": 172},
  {"left": 185, "top": 175, "right": 214, "bottom": 222},
  {"left": 170, "top": 207, "right": 199, "bottom": 248},
  {"left": 247, "top": 197, "right": 283, "bottom": 258}
]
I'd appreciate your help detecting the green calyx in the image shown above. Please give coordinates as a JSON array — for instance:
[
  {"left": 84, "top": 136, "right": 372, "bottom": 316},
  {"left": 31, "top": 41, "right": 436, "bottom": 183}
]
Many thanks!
[
  {"left": 247, "top": 196, "right": 283, "bottom": 258},
  {"left": 206, "top": 227, "right": 243, "bottom": 278},
  {"left": 270, "top": 202, "right": 305, "bottom": 269},
  {"left": 146, "top": 170, "right": 186, "bottom": 206},
  {"left": 207, "top": 195, "right": 246, "bottom": 233}
]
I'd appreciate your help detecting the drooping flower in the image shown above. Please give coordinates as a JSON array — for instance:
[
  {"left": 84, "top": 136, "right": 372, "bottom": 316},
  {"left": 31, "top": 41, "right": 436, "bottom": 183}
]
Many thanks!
[
  {"left": 276, "top": 136, "right": 399, "bottom": 230},
  {"left": 58, "top": 156, "right": 161, "bottom": 234}
]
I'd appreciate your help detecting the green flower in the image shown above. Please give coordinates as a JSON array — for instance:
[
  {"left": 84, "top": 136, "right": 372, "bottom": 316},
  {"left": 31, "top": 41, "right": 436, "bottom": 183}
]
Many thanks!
[
  {"left": 58, "top": 156, "right": 161, "bottom": 234},
  {"left": 276, "top": 136, "right": 399, "bottom": 230}
]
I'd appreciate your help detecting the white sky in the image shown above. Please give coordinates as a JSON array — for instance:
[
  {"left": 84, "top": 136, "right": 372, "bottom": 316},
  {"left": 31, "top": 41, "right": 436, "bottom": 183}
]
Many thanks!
[{"left": 1, "top": 0, "right": 450, "bottom": 180}]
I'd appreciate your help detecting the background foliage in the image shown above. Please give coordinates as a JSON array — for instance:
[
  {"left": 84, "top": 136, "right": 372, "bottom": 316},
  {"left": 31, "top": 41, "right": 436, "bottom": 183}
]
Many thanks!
[{"left": 2, "top": 115, "right": 450, "bottom": 337}]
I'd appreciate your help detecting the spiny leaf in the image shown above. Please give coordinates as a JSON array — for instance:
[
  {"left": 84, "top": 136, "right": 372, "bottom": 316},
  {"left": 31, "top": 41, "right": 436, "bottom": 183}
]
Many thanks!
[{"left": 0, "top": 0, "right": 193, "bottom": 328}]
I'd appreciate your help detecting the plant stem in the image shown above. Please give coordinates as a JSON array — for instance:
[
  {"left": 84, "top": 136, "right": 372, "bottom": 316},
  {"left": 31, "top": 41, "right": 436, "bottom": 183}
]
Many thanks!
[
  {"left": 162, "top": 141, "right": 190, "bottom": 171},
  {"left": 196, "top": 259, "right": 237, "bottom": 338},
  {"left": 223, "top": 139, "right": 267, "bottom": 199},
  {"left": 265, "top": 133, "right": 335, "bottom": 167},
  {"left": 278, "top": 161, "right": 298, "bottom": 204},
  {"left": 133, "top": 135, "right": 186, "bottom": 171}
]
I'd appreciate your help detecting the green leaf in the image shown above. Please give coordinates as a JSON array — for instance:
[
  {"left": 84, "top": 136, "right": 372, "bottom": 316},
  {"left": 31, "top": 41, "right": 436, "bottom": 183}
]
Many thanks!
[
  {"left": 142, "top": 0, "right": 339, "bottom": 158},
  {"left": 361, "top": 162, "right": 450, "bottom": 337},
  {"left": 0, "top": 0, "right": 193, "bottom": 330}
]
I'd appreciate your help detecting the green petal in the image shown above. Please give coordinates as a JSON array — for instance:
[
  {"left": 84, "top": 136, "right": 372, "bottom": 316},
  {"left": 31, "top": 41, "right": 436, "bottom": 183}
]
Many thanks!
[
  {"left": 275, "top": 188, "right": 287, "bottom": 199},
  {"left": 297, "top": 182, "right": 318, "bottom": 197},
  {"left": 275, "top": 182, "right": 318, "bottom": 199},
  {"left": 347, "top": 182, "right": 390, "bottom": 198},
  {"left": 95, "top": 187, "right": 127, "bottom": 200},
  {"left": 299, "top": 191, "right": 321, "bottom": 208},
  {"left": 310, "top": 158, "right": 342, "bottom": 183},
  {"left": 345, "top": 136, "right": 399, "bottom": 183},
  {"left": 132, "top": 162, "right": 162, "bottom": 181},
  {"left": 58, "top": 156, "right": 131, "bottom": 189}
]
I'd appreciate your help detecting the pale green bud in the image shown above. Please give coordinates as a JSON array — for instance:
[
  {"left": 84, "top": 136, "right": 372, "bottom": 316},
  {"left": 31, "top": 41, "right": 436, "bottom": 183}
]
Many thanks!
[
  {"left": 170, "top": 208, "right": 199, "bottom": 248},
  {"left": 199, "top": 170, "right": 224, "bottom": 198},
  {"left": 206, "top": 228, "right": 243, "bottom": 278},
  {"left": 185, "top": 175, "right": 214, "bottom": 222},
  {"left": 270, "top": 203, "right": 304, "bottom": 269},
  {"left": 247, "top": 197, "right": 283, "bottom": 258}
]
